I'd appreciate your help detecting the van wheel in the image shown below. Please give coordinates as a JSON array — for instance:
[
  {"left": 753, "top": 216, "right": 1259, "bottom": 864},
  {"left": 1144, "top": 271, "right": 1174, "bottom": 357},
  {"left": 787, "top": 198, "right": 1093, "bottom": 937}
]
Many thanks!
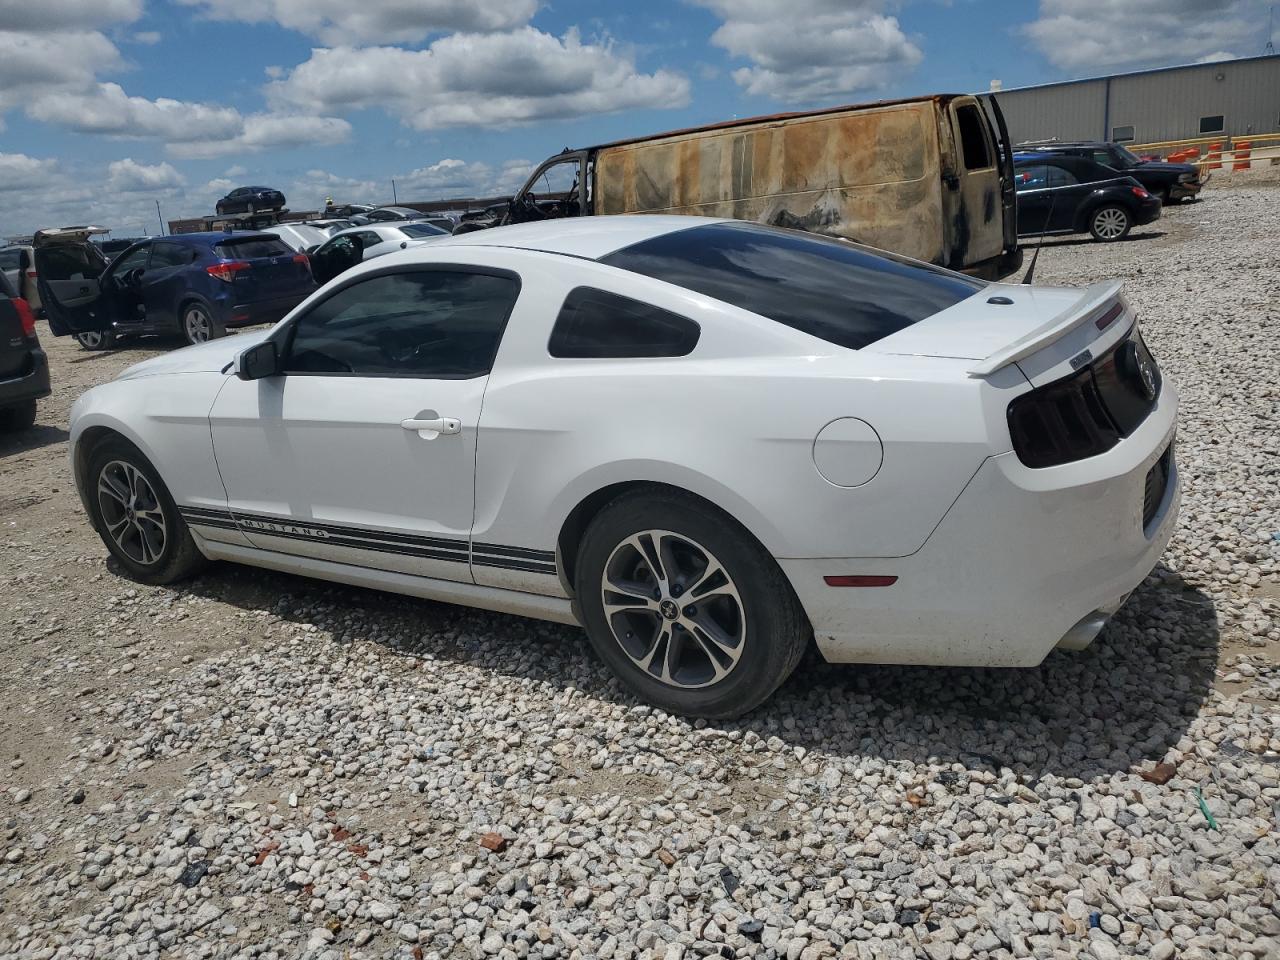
[
  {"left": 1089, "top": 205, "right": 1131, "bottom": 241},
  {"left": 575, "top": 490, "right": 810, "bottom": 719},
  {"left": 75, "top": 330, "right": 117, "bottom": 351},
  {"left": 181, "top": 303, "right": 224, "bottom": 345},
  {"left": 84, "top": 437, "right": 207, "bottom": 585}
]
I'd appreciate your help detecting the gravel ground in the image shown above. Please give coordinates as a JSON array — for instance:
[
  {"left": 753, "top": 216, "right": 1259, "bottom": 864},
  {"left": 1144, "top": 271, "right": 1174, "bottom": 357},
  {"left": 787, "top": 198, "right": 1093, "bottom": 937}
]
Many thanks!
[{"left": 2, "top": 182, "right": 1279, "bottom": 960}]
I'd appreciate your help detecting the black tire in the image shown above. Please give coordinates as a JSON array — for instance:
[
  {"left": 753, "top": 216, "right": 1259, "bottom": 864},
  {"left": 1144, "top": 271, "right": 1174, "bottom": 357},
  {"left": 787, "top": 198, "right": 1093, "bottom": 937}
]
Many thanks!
[
  {"left": 83, "top": 436, "right": 207, "bottom": 585},
  {"left": 75, "top": 329, "right": 117, "bottom": 351},
  {"left": 0, "top": 400, "right": 37, "bottom": 432},
  {"left": 1088, "top": 205, "right": 1132, "bottom": 242},
  {"left": 180, "top": 301, "right": 225, "bottom": 346},
  {"left": 575, "top": 489, "right": 810, "bottom": 719}
]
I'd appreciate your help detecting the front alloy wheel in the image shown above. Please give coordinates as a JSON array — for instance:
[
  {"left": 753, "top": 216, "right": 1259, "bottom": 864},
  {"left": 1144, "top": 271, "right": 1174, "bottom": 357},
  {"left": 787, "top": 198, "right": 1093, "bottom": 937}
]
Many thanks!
[
  {"left": 76, "top": 330, "right": 115, "bottom": 351},
  {"left": 602, "top": 530, "right": 746, "bottom": 688},
  {"left": 96, "top": 460, "right": 167, "bottom": 566}
]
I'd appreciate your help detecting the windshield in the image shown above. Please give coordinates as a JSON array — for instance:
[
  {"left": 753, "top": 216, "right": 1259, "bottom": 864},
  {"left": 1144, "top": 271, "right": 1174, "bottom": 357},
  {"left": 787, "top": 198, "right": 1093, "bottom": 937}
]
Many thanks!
[
  {"left": 1113, "top": 145, "right": 1141, "bottom": 168},
  {"left": 602, "top": 221, "right": 984, "bottom": 351}
]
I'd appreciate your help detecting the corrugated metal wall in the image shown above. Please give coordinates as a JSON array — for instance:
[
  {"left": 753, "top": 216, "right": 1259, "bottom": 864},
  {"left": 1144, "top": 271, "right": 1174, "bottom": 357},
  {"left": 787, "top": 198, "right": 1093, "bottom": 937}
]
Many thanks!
[{"left": 993, "top": 55, "right": 1280, "bottom": 145}]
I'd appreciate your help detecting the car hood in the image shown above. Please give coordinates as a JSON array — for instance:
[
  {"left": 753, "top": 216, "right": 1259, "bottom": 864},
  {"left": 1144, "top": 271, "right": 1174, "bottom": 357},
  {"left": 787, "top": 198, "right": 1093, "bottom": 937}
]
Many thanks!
[
  {"left": 1134, "top": 160, "right": 1197, "bottom": 176},
  {"left": 116, "top": 330, "right": 270, "bottom": 381}
]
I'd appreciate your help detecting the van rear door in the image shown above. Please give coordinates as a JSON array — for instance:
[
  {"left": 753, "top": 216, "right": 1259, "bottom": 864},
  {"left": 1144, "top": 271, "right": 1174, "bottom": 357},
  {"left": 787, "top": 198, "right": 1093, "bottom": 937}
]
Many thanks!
[
  {"left": 944, "top": 97, "right": 1004, "bottom": 271},
  {"left": 32, "top": 227, "right": 113, "bottom": 336}
]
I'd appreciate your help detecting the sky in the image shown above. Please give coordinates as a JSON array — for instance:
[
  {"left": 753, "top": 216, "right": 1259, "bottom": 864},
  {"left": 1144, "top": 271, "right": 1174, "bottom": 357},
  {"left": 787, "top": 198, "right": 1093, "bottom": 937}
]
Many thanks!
[{"left": 1, "top": 0, "right": 1274, "bottom": 237}]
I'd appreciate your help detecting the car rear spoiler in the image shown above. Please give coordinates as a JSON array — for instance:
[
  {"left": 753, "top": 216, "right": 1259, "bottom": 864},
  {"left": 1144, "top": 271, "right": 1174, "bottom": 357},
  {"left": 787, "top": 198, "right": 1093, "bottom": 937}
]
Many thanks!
[{"left": 967, "top": 280, "right": 1125, "bottom": 377}]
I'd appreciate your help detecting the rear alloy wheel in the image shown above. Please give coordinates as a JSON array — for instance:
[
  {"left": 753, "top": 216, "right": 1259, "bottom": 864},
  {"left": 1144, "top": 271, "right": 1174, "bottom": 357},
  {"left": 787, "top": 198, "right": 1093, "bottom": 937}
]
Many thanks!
[
  {"left": 182, "top": 304, "right": 223, "bottom": 345},
  {"left": 85, "top": 437, "right": 207, "bottom": 584},
  {"left": 1089, "top": 205, "right": 1131, "bottom": 242},
  {"left": 576, "top": 490, "right": 810, "bottom": 718},
  {"left": 75, "top": 330, "right": 116, "bottom": 351}
]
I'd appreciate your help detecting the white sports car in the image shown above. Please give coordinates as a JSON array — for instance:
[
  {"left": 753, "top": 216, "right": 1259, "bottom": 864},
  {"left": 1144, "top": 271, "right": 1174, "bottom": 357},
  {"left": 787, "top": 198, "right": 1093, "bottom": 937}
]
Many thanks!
[{"left": 67, "top": 216, "right": 1179, "bottom": 717}]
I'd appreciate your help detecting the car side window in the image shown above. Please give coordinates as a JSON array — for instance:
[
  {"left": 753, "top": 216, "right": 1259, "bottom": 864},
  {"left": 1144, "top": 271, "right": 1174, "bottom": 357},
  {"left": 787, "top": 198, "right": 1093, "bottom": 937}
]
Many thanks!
[
  {"left": 149, "top": 242, "right": 190, "bottom": 268},
  {"left": 356, "top": 231, "right": 382, "bottom": 247},
  {"left": 549, "top": 287, "right": 700, "bottom": 358},
  {"left": 282, "top": 270, "right": 521, "bottom": 378},
  {"left": 1015, "top": 165, "right": 1050, "bottom": 190},
  {"left": 1046, "top": 166, "right": 1080, "bottom": 187},
  {"left": 0, "top": 249, "right": 20, "bottom": 271},
  {"left": 110, "top": 245, "right": 151, "bottom": 276},
  {"left": 955, "top": 104, "right": 993, "bottom": 170}
]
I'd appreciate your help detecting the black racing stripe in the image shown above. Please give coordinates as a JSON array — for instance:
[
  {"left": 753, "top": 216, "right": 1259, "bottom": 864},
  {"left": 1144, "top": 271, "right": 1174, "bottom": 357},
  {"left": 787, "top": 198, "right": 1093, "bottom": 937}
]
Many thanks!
[
  {"left": 181, "top": 506, "right": 236, "bottom": 521},
  {"left": 473, "top": 542, "right": 557, "bottom": 563},
  {"left": 244, "top": 526, "right": 469, "bottom": 564},
  {"left": 472, "top": 556, "right": 559, "bottom": 575},
  {"left": 230, "top": 510, "right": 467, "bottom": 552},
  {"left": 184, "top": 518, "right": 239, "bottom": 531}
]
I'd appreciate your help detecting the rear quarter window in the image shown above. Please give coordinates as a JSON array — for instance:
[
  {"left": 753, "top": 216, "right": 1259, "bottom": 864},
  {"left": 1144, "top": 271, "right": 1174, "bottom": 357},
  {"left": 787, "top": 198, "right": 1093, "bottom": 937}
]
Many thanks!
[
  {"left": 600, "top": 222, "right": 983, "bottom": 351},
  {"left": 550, "top": 287, "right": 700, "bottom": 358},
  {"left": 213, "top": 237, "right": 294, "bottom": 259}
]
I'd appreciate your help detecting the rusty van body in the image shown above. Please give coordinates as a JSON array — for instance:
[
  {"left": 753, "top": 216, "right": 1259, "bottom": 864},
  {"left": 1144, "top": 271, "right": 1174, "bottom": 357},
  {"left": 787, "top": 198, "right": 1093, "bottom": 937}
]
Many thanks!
[{"left": 501, "top": 94, "right": 1022, "bottom": 279}]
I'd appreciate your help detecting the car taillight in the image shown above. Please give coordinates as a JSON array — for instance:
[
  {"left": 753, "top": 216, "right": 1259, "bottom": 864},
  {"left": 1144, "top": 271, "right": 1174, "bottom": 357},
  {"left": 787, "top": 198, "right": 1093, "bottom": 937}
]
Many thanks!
[
  {"left": 1131, "top": 186, "right": 1150, "bottom": 199},
  {"left": 292, "top": 254, "right": 311, "bottom": 273},
  {"left": 13, "top": 297, "right": 37, "bottom": 338},
  {"left": 206, "top": 261, "right": 250, "bottom": 282}
]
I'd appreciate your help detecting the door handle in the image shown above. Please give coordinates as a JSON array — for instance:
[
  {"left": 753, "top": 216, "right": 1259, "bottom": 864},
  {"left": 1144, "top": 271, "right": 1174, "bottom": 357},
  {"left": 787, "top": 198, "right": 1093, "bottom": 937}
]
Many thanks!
[{"left": 401, "top": 417, "right": 460, "bottom": 439}]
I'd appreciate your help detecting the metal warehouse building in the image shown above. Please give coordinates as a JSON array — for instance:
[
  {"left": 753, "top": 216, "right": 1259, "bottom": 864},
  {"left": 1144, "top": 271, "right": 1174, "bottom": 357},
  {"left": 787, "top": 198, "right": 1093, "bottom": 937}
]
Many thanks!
[{"left": 991, "top": 53, "right": 1280, "bottom": 146}]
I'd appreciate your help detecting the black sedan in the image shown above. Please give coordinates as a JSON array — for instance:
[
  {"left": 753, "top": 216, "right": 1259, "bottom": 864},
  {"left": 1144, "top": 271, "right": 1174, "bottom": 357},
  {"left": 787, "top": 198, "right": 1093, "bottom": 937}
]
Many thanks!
[
  {"left": 1018, "top": 141, "right": 1202, "bottom": 202},
  {"left": 215, "top": 186, "right": 287, "bottom": 216},
  {"left": 1013, "top": 155, "right": 1161, "bottom": 242}
]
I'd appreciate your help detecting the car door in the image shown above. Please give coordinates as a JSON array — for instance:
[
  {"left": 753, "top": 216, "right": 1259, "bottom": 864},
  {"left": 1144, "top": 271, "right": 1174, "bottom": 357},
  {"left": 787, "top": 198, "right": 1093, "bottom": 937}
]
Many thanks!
[
  {"left": 208, "top": 265, "right": 522, "bottom": 584},
  {"left": 141, "top": 241, "right": 193, "bottom": 329},
  {"left": 1013, "top": 164, "right": 1053, "bottom": 234},
  {"left": 1043, "top": 163, "right": 1091, "bottom": 232},
  {"left": 33, "top": 230, "right": 115, "bottom": 335}
]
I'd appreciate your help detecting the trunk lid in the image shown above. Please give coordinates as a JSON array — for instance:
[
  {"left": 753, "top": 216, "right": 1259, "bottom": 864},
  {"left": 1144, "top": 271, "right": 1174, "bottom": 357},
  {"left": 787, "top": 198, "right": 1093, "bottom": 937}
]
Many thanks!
[
  {"left": 33, "top": 225, "right": 111, "bottom": 248},
  {"left": 212, "top": 235, "right": 313, "bottom": 302},
  {"left": 867, "top": 280, "right": 1134, "bottom": 386}
]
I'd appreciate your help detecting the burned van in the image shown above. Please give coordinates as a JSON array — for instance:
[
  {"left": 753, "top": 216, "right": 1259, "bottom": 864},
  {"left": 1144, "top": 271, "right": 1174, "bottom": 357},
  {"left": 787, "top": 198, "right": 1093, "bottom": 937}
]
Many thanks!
[{"left": 502, "top": 94, "right": 1021, "bottom": 279}]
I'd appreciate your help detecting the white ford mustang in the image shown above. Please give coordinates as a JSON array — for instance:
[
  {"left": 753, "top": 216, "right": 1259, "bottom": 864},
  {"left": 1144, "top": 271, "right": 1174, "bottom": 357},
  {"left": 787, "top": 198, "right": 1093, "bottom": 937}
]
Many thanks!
[{"left": 67, "top": 216, "right": 1179, "bottom": 717}]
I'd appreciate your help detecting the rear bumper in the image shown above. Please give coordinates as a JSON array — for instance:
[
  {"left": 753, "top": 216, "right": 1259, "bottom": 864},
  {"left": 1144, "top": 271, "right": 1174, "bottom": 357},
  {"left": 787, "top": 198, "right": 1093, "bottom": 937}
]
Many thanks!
[
  {"left": 226, "top": 293, "right": 308, "bottom": 328},
  {"left": 784, "top": 381, "right": 1180, "bottom": 667},
  {"left": 1135, "top": 199, "right": 1163, "bottom": 226},
  {"left": 0, "top": 348, "right": 51, "bottom": 407}
]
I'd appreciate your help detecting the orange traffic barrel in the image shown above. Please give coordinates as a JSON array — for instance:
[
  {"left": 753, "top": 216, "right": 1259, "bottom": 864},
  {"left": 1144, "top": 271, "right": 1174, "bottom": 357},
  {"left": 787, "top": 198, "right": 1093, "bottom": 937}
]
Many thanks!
[
  {"left": 1205, "top": 142, "right": 1224, "bottom": 169},
  {"left": 1232, "top": 141, "right": 1252, "bottom": 170}
]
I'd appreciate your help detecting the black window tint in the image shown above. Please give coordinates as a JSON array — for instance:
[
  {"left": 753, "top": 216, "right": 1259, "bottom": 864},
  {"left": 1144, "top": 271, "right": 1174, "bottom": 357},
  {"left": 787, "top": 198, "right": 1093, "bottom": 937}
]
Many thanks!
[
  {"left": 1046, "top": 166, "right": 1079, "bottom": 187},
  {"left": 0, "top": 249, "right": 21, "bottom": 271},
  {"left": 601, "top": 222, "right": 982, "bottom": 351},
  {"left": 956, "top": 104, "right": 992, "bottom": 170},
  {"left": 39, "top": 245, "right": 106, "bottom": 281},
  {"left": 549, "top": 287, "right": 699, "bottom": 358},
  {"left": 149, "top": 242, "right": 190, "bottom": 268},
  {"left": 284, "top": 270, "right": 520, "bottom": 378},
  {"left": 401, "top": 222, "right": 449, "bottom": 238},
  {"left": 213, "top": 237, "right": 293, "bottom": 259}
]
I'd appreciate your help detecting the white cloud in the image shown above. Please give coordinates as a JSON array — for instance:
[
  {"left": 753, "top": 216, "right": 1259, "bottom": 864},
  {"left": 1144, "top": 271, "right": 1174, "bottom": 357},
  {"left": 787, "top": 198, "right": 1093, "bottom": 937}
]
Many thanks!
[
  {"left": 268, "top": 27, "right": 690, "bottom": 129},
  {"left": 0, "top": 0, "right": 142, "bottom": 32},
  {"left": 224, "top": 165, "right": 247, "bottom": 177},
  {"left": 176, "top": 0, "right": 537, "bottom": 44},
  {"left": 0, "top": 153, "right": 60, "bottom": 193},
  {"left": 168, "top": 113, "right": 353, "bottom": 158},
  {"left": 106, "top": 158, "right": 186, "bottom": 192},
  {"left": 132, "top": 30, "right": 162, "bottom": 44},
  {"left": 693, "top": 0, "right": 922, "bottom": 102},
  {"left": 28, "top": 83, "right": 244, "bottom": 142},
  {"left": 1196, "top": 50, "right": 1238, "bottom": 63},
  {"left": 1024, "top": 1, "right": 1260, "bottom": 71},
  {"left": 0, "top": 30, "right": 123, "bottom": 100}
]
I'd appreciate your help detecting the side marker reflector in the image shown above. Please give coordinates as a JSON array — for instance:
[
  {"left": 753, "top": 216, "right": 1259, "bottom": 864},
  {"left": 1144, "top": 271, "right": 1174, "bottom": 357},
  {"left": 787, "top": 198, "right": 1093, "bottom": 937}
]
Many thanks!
[
  {"left": 1095, "top": 303, "right": 1124, "bottom": 330},
  {"left": 824, "top": 575, "right": 898, "bottom": 587}
]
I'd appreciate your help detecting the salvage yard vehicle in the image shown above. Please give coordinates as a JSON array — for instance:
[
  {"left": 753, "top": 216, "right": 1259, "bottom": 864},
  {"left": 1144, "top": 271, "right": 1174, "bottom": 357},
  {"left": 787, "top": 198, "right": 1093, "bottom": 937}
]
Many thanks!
[
  {"left": 216, "top": 186, "right": 287, "bottom": 216},
  {"left": 1018, "top": 141, "right": 1203, "bottom": 203},
  {"left": 0, "top": 244, "right": 39, "bottom": 313},
  {"left": 500, "top": 94, "right": 1022, "bottom": 279},
  {"left": 307, "top": 222, "right": 451, "bottom": 283},
  {"left": 66, "top": 216, "right": 1179, "bottom": 718},
  {"left": 1013, "top": 155, "right": 1161, "bottom": 241},
  {"left": 0, "top": 267, "right": 50, "bottom": 432},
  {"left": 36, "top": 229, "right": 316, "bottom": 349}
]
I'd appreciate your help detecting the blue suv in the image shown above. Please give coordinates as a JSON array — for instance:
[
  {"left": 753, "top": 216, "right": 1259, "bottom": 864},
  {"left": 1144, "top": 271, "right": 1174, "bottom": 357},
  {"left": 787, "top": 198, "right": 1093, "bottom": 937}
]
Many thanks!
[{"left": 35, "top": 228, "right": 317, "bottom": 349}]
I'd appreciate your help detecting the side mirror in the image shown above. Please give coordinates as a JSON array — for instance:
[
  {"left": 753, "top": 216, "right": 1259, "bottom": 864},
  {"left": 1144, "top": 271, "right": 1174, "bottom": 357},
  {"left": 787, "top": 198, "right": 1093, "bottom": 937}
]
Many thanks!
[{"left": 234, "top": 340, "right": 279, "bottom": 381}]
